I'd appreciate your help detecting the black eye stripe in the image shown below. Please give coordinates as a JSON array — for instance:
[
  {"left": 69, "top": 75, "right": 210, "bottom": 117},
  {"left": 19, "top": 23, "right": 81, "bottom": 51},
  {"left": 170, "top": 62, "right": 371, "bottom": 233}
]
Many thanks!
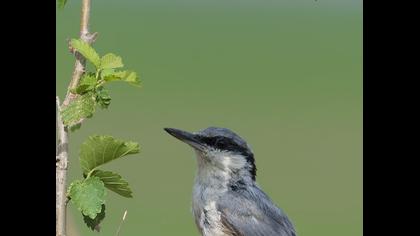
[
  {"left": 196, "top": 127, "right": 257, "bottom": 181},
  {"left": 197, "top": 135, "right": 256, "bottom": 181},
  {"left": 199, "top": 136, "right": 238, "bottom": 150}
]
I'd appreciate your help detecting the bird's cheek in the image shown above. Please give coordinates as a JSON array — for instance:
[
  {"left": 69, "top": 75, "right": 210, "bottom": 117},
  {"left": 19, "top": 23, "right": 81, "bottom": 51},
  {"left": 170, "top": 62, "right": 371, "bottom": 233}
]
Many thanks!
[{"left": 195, "top": 150, "right": 211, "bottom": 162}]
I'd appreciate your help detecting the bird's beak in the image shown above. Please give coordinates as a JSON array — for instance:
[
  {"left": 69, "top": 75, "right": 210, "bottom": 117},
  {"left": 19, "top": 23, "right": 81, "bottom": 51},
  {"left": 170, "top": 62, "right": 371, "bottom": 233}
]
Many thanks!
[{"left": 164, "top": 128, "right": 206, "bottom": 152}]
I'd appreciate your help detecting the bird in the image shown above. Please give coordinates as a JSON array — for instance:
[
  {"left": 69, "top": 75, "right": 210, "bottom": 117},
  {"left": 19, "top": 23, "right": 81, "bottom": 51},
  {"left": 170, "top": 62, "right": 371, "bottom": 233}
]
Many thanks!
[{"left": 164, "top": 127, "right": 297, "bottom": 236}]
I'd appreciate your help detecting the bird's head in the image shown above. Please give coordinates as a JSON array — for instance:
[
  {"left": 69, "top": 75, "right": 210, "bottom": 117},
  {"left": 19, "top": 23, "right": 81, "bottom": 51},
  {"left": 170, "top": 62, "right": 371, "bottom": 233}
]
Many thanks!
[{"left": 164, "top": 127, "right": 256, "bottom": 181}]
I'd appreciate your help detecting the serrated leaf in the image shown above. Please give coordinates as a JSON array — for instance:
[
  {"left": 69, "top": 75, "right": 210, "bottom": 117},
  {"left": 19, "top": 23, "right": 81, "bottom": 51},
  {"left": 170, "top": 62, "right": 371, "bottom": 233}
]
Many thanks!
[
  {"left": 68, "top": 177, "right": 106, "bottom": 219},
  {"left": 103, "top": 70, "right": 141, "bottom": 86},
  {"left": 69, "top": 123, "right": 82, "bottom": 132},
  {"left": 83, "top": 204, "right": 105, "bottom": 231},
  {"left": 100, "top": 53, "right": 123, "bottom": 69},
  {"left": 80, "top": 135, "right": 140, "bottom": 174},
  {"left": 95, "top": 87, "right": 111, "bottom": 109},
  {"left": 92, "top": 170, "right": 133, "bottom": 198},
  {"left": 116, "top": 71, "right": 140, "bottom": 86},
  {"left": 100, "top": 68, "right": 116, "bottom": 78},
  {"left": 73, "top": 73, "right": 97, "bottom": 94},
  {"left": 58, "top": 0, "right": 67, "bottom": 9},
  {"left": 60, "top": 92, "right": 96, "bottom": 126},
  {"left": 70, "top": 39, "right": 101, "bottom": 68}
]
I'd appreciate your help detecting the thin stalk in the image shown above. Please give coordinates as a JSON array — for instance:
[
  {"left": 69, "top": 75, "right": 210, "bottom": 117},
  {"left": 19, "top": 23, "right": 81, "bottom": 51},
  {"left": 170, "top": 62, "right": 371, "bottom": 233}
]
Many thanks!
[{"left": 56, "top": 1, "right": 95, "bottom": 235}]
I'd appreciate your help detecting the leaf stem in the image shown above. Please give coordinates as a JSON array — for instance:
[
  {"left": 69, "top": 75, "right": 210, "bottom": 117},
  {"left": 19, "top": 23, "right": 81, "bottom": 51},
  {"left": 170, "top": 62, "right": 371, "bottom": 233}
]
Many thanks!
[
  {"left": 95, "top": 72, "right": 104, "bottom": 87},
  {"left": 95, "top": 69, "right": 100, "bottom": 81},
  {"left": 85, "top": 168, "right": 97, "bottom": 180}
]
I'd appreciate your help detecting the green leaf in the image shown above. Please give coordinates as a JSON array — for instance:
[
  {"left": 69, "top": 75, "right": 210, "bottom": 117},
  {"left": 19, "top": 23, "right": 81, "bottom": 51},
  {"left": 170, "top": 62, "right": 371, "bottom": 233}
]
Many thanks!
[
  {"left": 103, "top": 70, "right": 141, "bottom": 87},
  {"left": 92, "top": 170, "right": 133, "bottom": 198},
  {"left": 58, "top": 0, "right": 67, "bottom": 9},
  {"left": 100, "top": 68, "right": 116, "bottom": 78},
  {"left": 70, "top": 39, "right": 101, "bottom": 68},
  {"left": 95, "top": 87, "right": 111, "bottom": 109},
  {"left": 60, "top": 92, "right": 96, "bottom": 126},
  {"left": 72, "top": 73, "right": 97, "bottom": 94},
  {"left": 83, "top": 204, "right": 105, "bottom": 232},
  {"left": 100, "top": 53, "right": 123, "bottom": 69},
  {"left": 68, "top": 177, "right": 106, "bottom": 219},
  {"left": 115, "top": 71, "right": 140, "bottom": 86},
  {"left": 69, "top": 123, "right": 82, "bottom": 132},
  {"left": 79, "top": 135, "right": 140, "bottom": 174}
]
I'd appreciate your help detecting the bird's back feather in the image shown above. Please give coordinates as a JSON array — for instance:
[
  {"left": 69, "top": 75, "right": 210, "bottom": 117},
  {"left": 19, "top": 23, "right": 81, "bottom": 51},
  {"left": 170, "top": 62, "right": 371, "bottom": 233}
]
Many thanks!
[{"left": 216, "top": 184, "right": 296, "bottom": 236}]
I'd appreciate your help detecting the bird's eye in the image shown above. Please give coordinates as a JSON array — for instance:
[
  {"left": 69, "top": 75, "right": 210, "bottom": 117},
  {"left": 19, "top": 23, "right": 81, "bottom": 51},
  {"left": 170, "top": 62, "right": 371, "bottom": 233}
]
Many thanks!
[{"left": 215, "top": 138, "right": 227, "bottom": 149}]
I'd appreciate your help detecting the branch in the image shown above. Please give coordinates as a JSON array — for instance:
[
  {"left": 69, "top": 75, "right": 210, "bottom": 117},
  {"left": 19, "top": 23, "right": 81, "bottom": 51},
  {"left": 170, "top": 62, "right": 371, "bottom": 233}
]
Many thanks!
[
  {"left": 62, "top": 0, "right": 97, "bottom": 107},
  {"left": 56, "top": 97, "right": 68, "bottom": 157},
  {"left": 57, "top": 1, "right": 95, "bottom": 235},
  {"left": 56, "top": 96, "right": 68, "bottom": 236}
]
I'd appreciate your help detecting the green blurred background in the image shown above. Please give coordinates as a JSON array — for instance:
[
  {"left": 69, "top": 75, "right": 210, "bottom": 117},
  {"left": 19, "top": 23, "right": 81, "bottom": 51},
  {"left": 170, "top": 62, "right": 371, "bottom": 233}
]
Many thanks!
[{"left": 56, "top": 0, "right": 362, "bottom": 235}]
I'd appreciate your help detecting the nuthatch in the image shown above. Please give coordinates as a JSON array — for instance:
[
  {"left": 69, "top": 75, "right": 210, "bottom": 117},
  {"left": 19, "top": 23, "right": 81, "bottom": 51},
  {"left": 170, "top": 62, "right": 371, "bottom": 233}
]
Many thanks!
[{"left": 164, "top": 127, "right": 297, "bottom": 236}]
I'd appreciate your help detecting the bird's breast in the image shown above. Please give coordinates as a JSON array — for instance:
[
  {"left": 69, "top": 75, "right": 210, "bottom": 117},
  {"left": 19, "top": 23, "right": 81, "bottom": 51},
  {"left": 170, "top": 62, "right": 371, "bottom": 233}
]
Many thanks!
[{"left": 192, "top": 180, "right": 229, "bottom": 236}]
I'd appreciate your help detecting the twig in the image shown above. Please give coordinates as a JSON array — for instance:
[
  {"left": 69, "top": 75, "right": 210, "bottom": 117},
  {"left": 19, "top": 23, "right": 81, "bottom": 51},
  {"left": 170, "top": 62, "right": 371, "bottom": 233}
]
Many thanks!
[
  {"left": 56, "top": 96, "right": 69, "bottom": 236},
  {"left": 115, "top": 210, "right": 128, "bottom": 236},
  {"left": 62, "top": 0, "right": 97, "bottom": 107},
  {"left": 57, "top": 1, "right": 95, "bottom": 235}
]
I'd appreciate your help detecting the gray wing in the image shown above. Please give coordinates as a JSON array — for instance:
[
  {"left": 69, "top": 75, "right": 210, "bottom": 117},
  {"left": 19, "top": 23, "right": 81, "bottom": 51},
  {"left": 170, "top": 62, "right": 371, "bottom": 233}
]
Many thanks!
[{"left": 217, "top": 185, "right": 296, "bottom": 236}]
